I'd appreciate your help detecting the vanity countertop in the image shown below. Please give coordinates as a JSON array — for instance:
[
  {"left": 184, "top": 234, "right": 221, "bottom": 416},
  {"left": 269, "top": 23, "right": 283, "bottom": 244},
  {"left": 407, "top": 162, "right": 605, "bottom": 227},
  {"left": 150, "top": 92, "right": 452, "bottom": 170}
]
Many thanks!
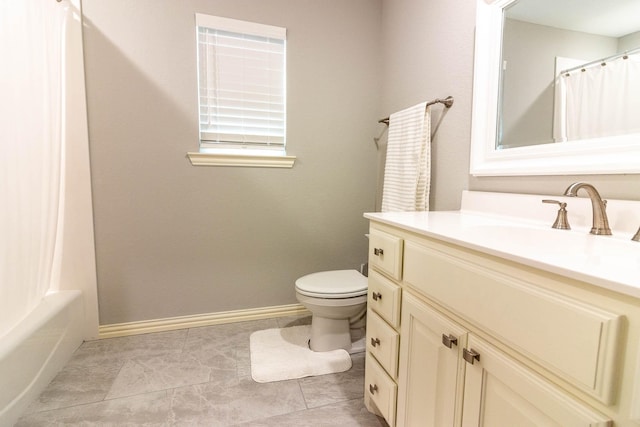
[{"left": 365, "top": 191, "right": 640, "bottom": 299}]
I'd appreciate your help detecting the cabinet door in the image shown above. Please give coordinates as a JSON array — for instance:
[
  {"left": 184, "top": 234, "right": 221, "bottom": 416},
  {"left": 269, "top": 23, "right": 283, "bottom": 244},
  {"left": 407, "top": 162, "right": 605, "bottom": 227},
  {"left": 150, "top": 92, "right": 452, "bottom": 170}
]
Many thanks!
[
  {"left": 365, "top": 354, "right": 398, "bottom": 427},
  {"left": 396, "top": 293, "right": 468, "bottom": 427},
  {"left": 369, "top": 229, "right": 403, "bottom": 280},
  {"left": 367, "top": 310, "right": 400, "bottom": 378},
  {"left": 404, "top": 240, "right": 622, "bottom": 404},
  {"left": 461, "top": 335, "right": 612, "bottom": 427},
  {"left": 368, "top": 270, "right": 402, "bottom": 327}
]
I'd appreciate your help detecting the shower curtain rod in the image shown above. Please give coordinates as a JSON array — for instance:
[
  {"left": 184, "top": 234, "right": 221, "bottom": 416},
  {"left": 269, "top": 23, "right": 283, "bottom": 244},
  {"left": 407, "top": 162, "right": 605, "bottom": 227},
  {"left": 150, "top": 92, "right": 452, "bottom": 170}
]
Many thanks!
[
  {"left": 560, "top": 46, "right": 640, "bottom": 75},
  {"left": 378, "top": 96, "right": 454, "bottom": 125}
]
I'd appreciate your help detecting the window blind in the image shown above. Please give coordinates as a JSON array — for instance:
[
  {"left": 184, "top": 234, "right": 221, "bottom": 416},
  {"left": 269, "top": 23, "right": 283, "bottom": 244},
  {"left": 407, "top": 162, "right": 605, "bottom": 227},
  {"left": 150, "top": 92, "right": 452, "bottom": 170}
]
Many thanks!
[{"left": 196, "top": 14, "right": 286, "bottom": 152}]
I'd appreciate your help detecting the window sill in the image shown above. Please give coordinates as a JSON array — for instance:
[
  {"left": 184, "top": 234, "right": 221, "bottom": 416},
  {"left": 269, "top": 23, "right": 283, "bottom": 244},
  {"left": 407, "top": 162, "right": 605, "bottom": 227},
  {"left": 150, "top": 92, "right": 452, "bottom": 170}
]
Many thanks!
[{"left": 187, "top": 152, "right": 296, "bottom": 168}]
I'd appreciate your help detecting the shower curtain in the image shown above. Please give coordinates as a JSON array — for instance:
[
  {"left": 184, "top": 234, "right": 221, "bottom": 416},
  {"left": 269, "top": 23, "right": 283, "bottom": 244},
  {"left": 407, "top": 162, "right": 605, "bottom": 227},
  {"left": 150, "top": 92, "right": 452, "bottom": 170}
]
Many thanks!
[
  {"left": 0, "top": 0, "right": 68, "bottom": 337},
  {"left": 554, "top": 51, "right": 640, "bottom": 142}
]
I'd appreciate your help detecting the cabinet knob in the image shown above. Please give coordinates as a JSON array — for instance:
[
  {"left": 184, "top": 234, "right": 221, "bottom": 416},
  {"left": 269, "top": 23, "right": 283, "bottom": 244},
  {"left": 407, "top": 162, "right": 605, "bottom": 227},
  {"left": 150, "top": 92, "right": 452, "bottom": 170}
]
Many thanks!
[
  {"left": 372, "top": 291, "right": 382, "bottom": 301},
  {"left": 463, "top": 348, "right": 480, "bottom": 365},
  {"left": 373, "top": 248, "right": 384, "bottom": 256},
  {"left": 441, "top": 333, "right": 458, "bottom": 348},
  {"left": 371, "top": 337, "right": 381, "bottom": 347},
  {"left": 369, "top": 384, "right": 378, "bottom": 394}
]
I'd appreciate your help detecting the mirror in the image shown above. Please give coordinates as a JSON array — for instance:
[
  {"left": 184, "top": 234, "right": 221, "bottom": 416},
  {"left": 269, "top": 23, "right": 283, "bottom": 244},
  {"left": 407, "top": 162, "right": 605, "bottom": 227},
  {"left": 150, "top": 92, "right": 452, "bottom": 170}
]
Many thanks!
[
  {"left": 500, "top": 0, "right": 640, "bottom": 149},
  {"left": 470, "top": 0, "right": 640, "bottom": 176}
]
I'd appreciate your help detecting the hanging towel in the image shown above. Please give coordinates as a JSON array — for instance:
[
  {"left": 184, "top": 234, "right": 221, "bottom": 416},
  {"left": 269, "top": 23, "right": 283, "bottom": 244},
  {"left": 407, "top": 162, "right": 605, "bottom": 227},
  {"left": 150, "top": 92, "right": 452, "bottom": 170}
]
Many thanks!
[{"left": 381, "top": 102, "right": 431, "bottom": 212}]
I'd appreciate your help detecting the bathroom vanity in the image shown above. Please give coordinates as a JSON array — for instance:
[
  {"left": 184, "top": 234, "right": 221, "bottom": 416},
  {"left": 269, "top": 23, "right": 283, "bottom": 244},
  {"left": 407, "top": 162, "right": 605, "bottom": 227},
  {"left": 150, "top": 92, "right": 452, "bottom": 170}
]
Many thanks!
[{"left": 363, "top": 191, "right": 640, "bottom": 427}]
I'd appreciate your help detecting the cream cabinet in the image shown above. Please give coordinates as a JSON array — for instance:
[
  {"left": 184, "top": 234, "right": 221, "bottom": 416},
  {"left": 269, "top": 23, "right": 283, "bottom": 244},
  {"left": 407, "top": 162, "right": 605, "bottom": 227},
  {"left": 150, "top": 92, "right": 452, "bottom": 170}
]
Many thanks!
[
  {"left": 396, "top": 293, "right": 467, "bottom": 427},
  {"left": 364, "top": 220, "right": 640, "bottom": 427},
  {"left": 365, "top": 229, "right": 403, "bottom": 426},
  {"left": 397, "top": 293, "right": 611, "bottom": 426},
  {"left": 461, "top": 335, "right": 611, "bottom": 427},
  {"left": 403, "top": 240, "right": 622, "bottom": 405},
  {"left": 368, "top": 228, "right": 404, "bottom": 281}
]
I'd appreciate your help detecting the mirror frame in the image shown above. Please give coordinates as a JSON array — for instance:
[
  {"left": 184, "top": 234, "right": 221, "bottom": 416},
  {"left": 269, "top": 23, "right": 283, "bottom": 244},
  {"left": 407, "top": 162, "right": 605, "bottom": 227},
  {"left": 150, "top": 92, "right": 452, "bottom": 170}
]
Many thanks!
[{"left": 470, "top": 0, "right": 640, "bottom": 176}]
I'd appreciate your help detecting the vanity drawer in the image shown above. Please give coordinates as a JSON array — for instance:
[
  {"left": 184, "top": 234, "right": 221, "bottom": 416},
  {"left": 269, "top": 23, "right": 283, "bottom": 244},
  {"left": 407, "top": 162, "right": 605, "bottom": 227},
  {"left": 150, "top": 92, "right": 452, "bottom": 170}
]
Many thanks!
[
  {"left": 403, "top": 240, "right": 623, "bottom": 404},
  {"left": 367, "top": 310, "right": 400, "bottom": 378},
  {"left": 369, "top": 229, "right": 403, "bottom": 280},
  {"left": 365, "top": 354, "right": 398, "bottom": 426},
  {"left": 368, "top": 270, "right": 402, "bottom": 327}
]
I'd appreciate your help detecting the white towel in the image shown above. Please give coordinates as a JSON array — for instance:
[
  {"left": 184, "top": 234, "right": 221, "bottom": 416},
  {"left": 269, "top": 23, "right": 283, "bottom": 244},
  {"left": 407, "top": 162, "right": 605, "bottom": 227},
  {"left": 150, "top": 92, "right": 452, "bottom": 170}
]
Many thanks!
[{"left": 381, "top": 102, "right": 431, "bottom": 212}]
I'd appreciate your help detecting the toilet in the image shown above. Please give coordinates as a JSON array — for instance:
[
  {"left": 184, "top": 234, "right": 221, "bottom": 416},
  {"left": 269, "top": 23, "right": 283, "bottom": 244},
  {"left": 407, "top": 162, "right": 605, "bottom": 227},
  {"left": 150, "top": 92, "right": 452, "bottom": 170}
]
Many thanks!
[{"left": 295, "top": 269, "right": 368, "bottom": 352}]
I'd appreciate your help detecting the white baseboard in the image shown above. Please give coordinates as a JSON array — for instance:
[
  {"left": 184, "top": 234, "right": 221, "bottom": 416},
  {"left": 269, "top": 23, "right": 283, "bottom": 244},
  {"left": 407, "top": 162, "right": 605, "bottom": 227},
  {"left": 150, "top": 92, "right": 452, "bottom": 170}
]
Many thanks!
[{"left": 98, "top": 303, "right": 310, "bottom": 339}]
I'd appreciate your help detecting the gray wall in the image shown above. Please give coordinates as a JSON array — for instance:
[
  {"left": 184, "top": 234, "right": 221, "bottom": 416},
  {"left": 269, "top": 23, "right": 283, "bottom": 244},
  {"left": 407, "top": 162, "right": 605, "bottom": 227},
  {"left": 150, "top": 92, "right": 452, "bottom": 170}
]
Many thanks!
[
  {"left": 83, "top": 0, "right": 382, "bottom": 325},
  {"left": 619, "top": 31, "right": 640, "bottom": 51},
  {"left": 86, "top": 0, "right": 640, "bottom": 325}
]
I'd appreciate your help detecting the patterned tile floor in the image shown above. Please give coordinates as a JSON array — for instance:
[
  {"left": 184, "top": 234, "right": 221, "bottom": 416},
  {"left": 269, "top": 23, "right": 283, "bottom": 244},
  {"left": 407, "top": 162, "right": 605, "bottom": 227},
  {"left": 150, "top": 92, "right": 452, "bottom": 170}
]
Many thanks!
[{"left": 16, "top": 315, "right": 387, "bottom": 426}]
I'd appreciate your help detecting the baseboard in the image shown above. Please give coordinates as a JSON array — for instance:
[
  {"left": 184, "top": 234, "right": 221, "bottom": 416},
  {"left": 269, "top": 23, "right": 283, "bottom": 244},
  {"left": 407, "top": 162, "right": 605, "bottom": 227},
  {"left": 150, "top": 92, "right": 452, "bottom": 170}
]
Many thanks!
[{"left": 98, "top": 303, "right": 310, "bottom": 339}]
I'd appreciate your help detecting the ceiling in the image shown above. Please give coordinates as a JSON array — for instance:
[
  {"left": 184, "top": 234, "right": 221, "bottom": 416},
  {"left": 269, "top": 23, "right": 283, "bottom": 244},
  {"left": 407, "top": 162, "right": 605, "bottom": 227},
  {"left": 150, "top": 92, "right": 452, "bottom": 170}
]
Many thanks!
[{"left": 506, "top": 0, "right": 640, "bottom": 38}]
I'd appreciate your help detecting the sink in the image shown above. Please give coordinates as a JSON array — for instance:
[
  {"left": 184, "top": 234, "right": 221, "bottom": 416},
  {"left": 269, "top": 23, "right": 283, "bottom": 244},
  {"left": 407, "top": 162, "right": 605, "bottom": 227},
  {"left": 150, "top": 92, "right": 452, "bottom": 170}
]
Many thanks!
[
  {"left": 464, "top": 224, "right": 638, "bottom": 258},
  {"left": 464, "top": 224, "right": 575, "bottom": 250},
  {"left": 365, "top": 190, "right": 640, "bottom": 298}
]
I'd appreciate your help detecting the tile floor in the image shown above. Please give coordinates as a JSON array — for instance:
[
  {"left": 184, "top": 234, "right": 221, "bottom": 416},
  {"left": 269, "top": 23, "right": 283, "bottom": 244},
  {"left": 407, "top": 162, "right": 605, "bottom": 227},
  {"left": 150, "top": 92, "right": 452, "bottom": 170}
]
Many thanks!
[{"left": 16, "top": 315, "right": 388, "bottom": 426}]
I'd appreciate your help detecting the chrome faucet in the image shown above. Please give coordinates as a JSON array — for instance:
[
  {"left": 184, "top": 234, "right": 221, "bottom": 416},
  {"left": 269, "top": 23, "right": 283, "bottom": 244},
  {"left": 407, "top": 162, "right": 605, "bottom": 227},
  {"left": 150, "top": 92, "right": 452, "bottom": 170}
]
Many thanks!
[{"left": 563, "top": 182, "right": 612, "bottom": 235}]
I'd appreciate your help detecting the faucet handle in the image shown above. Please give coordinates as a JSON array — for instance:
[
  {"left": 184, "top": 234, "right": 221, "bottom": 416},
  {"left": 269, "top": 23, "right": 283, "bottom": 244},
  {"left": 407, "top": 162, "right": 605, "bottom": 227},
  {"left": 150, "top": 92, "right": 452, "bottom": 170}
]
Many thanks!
[{"left": 542, "top": 200, "right": 571, "bottom": 230}]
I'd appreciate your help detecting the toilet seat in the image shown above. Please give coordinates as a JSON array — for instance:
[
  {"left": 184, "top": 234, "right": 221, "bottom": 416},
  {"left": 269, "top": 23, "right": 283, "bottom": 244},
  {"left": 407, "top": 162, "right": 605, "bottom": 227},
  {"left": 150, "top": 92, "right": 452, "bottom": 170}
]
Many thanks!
[{"left": 295, "top": 269, "right": 367, "bottom": 298}]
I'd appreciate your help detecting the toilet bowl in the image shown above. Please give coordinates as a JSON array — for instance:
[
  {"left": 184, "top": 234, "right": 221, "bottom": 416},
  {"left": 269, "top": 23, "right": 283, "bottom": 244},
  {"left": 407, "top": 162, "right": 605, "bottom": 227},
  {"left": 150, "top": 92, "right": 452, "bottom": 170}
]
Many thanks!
[{"left": 295, "top": 269, "right": 368, "bottom": 352}]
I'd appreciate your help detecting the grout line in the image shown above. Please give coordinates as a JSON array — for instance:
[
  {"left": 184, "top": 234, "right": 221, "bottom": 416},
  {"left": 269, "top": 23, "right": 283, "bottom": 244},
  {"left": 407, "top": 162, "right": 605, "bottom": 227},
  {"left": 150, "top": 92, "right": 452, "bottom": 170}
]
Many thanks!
[{"left": 297, "top": 379, "right": 310, "bottom": 410}]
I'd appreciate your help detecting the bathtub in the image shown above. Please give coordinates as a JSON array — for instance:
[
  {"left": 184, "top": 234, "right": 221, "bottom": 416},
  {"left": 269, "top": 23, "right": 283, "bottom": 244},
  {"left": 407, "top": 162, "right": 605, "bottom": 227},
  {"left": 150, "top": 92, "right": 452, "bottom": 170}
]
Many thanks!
[{"left": 0, "top": 290, "right": 84, "bottom": 427}]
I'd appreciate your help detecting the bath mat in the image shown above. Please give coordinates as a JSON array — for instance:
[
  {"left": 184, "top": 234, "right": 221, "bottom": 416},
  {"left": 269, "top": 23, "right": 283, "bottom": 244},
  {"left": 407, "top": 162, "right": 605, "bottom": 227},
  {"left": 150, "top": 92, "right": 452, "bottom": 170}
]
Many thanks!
[{"left": 249, "top": 325, "right": 352, "bottom": 383}]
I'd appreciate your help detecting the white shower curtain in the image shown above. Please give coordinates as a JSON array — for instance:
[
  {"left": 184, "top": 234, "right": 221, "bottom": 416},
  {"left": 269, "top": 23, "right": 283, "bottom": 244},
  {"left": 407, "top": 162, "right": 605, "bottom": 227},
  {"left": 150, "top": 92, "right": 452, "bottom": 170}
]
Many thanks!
[
  {"left": 0, "top": 0, "right": 68, "bottom": 337},
  {"left": 555, "top": 51, "right": 640, "bottom": 142}
]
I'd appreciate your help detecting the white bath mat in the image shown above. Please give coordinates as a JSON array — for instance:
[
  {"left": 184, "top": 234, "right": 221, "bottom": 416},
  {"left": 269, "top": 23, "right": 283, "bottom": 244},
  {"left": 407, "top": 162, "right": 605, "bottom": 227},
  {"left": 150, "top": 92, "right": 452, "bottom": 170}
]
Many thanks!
[{"left": 249, "top": 325, "right": 352, "bottom": 383}]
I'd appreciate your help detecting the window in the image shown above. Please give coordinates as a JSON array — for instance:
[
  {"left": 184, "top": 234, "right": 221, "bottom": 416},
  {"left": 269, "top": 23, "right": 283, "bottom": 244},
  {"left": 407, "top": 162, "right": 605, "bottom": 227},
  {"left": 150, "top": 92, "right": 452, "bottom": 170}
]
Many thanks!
[{"left": 188, "top": 14, "right": 295, "bottom": 168}]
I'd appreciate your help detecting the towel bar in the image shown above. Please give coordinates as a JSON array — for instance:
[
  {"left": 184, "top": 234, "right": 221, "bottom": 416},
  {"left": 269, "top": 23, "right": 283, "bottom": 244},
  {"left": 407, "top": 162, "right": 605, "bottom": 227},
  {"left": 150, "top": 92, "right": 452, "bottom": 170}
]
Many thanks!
[{"left": 378, "top": 96, "right": 454, "bottom": 125}]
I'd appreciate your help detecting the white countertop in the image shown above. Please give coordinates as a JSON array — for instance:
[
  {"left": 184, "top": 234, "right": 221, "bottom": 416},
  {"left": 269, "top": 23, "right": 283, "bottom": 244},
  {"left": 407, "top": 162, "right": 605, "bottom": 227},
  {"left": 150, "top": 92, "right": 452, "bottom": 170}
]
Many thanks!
[{"left": 364, "top": 191, "right": 640, "bottom": 299}]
